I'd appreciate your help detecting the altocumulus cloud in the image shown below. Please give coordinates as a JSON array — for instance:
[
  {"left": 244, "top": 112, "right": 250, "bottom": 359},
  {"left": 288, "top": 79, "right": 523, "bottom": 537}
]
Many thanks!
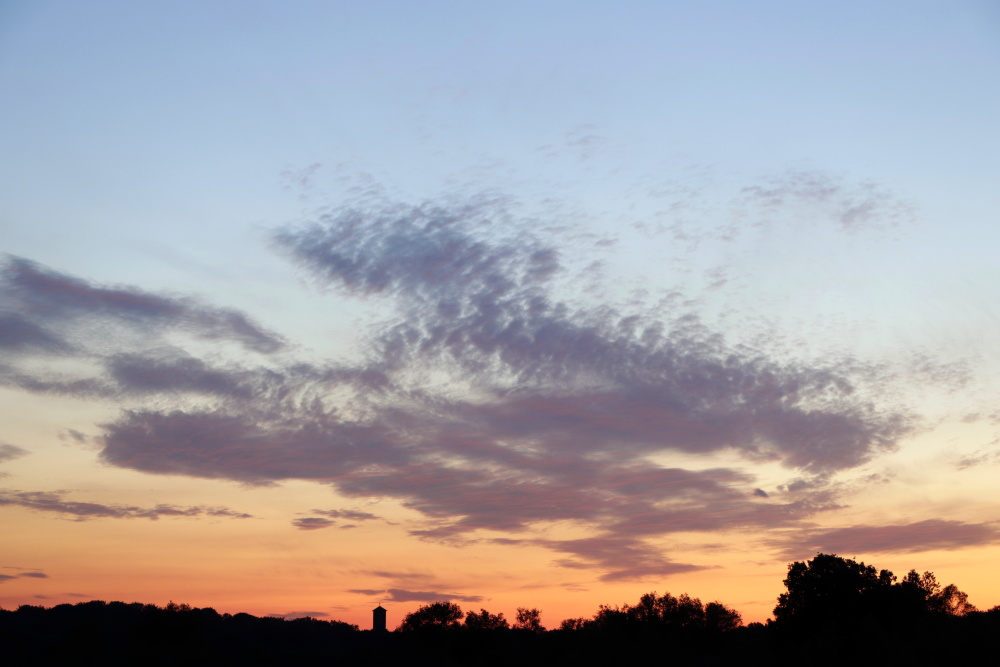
[{"left": 0, "top": 189, "right": 918, "bottom": 580}]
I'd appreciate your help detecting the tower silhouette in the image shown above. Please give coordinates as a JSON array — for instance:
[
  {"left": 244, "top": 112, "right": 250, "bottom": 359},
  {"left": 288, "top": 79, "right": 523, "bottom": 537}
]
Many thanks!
[{"left": 372, "top": 604, "right": 387, "bottom": 632}]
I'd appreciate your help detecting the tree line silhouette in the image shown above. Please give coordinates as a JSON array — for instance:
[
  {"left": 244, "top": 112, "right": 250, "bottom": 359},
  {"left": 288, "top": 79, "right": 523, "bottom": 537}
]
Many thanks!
[{"left": 3, "top": 553, "right": 999, "bottom": 665}]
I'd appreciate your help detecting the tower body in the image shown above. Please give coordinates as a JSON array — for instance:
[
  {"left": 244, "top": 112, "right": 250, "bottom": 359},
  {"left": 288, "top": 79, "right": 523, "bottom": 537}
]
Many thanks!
[{"left": 372, "top": 604, "right": 387, "bottom": 632}]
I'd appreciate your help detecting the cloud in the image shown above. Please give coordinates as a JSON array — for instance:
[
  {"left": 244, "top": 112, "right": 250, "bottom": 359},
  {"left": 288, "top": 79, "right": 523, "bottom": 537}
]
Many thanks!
[
  {"left": 274, "top": 197, "right": 907, "bottom": 471},
  {"left": 100, "top": 409, "right": 404, "bottom": 485},
  {"left": 0, "top": 313, "right": 68, "bottom": 353},
  {"left": 105, "top": 352, "right": 255, "bottom": 397},
  {"left": 0, "top": 489, "right": 252, "bottom": 521},
  {"left": 0, "top": 443, "right": 29, "bottom": 463},
  {"left": 58, "top": 429, "right": 91, "bottom": 445},
  {"left": 774, "top": 519, "right": 1000, "bottom": 559},
  {"left": 535, "top": 535, "right": 709, "bottom": 582},
  {"left": 0, "top": 568, "right": 48, "bottom": 583},
  {"left": 205, "top": 507, "right": 255, "bottom": 518},
  {"left": 0, "top": 256, "right": 284, "bottom": 357},
  {"left": 292, "top": 517, "right": 335, "bottom": 530},
  {"left": 0, "top": 191, "right": 918, "bottom": 581},
  {"left": 362, "top": 570, "right": 435, "bottom": 582},
  {"left": 271, "top": 610, "right": 330, "bottom": 619},
  {"left": 738, "top": 169, "right": 916, "bottom": 232},
  {"left": 311, "top": 508, "right": 380, "bottom": 521},
  {"left": 347, "top": 588, "right": 484, "bottom": 603}
]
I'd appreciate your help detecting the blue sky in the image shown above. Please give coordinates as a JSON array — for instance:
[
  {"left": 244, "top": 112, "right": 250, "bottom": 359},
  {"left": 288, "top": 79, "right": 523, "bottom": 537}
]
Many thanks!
[{"left": 2, "top": 0, "right": 1000, "bottom": 625}]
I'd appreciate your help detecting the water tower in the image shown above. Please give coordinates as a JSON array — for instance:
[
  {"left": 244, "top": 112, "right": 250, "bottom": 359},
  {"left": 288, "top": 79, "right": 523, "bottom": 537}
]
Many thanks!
[{"left": 372, "top": 604, "right": 387, "bottom": 632}]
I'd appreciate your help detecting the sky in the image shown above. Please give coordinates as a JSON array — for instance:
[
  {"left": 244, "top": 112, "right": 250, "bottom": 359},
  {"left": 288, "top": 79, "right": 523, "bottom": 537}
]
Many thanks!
[{"left": 1, "top": 0, "right": 1000, "bottom": 628}]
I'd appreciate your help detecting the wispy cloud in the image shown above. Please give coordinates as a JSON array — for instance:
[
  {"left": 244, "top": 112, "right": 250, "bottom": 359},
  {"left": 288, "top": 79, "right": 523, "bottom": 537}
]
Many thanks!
[
  {"left": 0, "top": 443, "right": 29, "bottom": 463},
  {"left": 540, "top": 535, "right": 708, "bottom": 582},
  {"left": 773, "top": 519, "right": 1000, "bottom": 560},
  {"left": 0, "top": 257, "right": 285, "bottom": 354},
  {"left": 0, "top": 489, "right": 251, "bottom": 521},
  {"left": 311, "top": 509, "right": 380, "bottom": 521},
  {"left": 0, "top": 567, "right": 48, "bottom": 583},
  {"left": 738, "top": 169, "right": 917, "bottom": 232},
  {"left": 347, "top": 587, "right": 484, "bottom": 603},
  {"left": 270, "top": 610, "right": 330, "bottom": 619}
]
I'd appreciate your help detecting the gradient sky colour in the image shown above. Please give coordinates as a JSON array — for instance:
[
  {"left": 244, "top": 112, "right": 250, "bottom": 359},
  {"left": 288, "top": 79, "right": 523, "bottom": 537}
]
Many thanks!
[{"left": 2, "top": 0, "right": 1000, "bottom": 628}]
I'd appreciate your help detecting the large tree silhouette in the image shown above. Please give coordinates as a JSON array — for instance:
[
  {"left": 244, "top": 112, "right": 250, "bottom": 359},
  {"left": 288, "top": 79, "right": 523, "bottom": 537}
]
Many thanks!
[
  {"left": 397, "top": 601, "right": 463, "bottom": 632},
  {"left": 773, "top": 553, "right": 975, "bottom": 632},
  {"left": 773, "top": 553, "right": 894, "bottom": 628}
]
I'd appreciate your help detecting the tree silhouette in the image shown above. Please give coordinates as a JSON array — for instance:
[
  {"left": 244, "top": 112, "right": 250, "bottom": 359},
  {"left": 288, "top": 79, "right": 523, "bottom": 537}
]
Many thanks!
[
  {"left": 397, "top": 601, "right": 463, "bottom": 632},
  {"left": 704, "top": 601, "right": 742, "bottom": 632},
  {"left": 929, "top": 583, "right": 976, "bottom": 616},
  {"left": 773, "top": 553, "right": 894, "bottom": 629},
  {"left": 558, "top": 591, "right": 741, "bottom": 639},
  {"left": 463, "top": 608, "right": 509, "bottom": 630},
  {"left": 773, "top": 553, "right": 976, "bottom": 633},
  {"left": 513, "top": 607, "right": 545, "bottom": 632}
]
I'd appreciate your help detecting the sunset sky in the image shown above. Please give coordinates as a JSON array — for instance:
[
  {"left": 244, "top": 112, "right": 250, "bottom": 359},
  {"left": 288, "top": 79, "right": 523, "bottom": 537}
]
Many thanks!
[{"left": 2, "top": 0, "right": 1000, "bottom": 628}]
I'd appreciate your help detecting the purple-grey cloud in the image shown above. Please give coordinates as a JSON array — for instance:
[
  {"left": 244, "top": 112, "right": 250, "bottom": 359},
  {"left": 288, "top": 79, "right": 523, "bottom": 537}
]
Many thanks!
[
  {"left": 311, "top": 508, "right": 379, "bottom": 521},
  {"left": 363, "top": 570, "right": 435, "bottom": 581},
  {"left": 774, "top": 519, "right": 1000, "bottom": 560},
  {"left": 292, "top": 517, "right": 335, "bottom": 530},
  {"left": 0, "top": 443, "right": 29, "bottom": 463},
  {"left": 0, "top": 569, "right": 48, "bottom": 583},
  {"left": 347, "top": 588, "right": 484, "bottom": 603},
  {"left": 105, "top": 353, "right": 254, "bottom": 397},
  {"left": 538, "top": 535, "right": 707, "bottom": 582},
  {"left": 0, "top": 191, "right": 919, "bottom": 581},
  {"left": 0, "top": 256, "right": 284, "bottom": 355},
  {"left": 271, "top": 610, "right": 330, "bottom": 619},
  {"left": 275, "top": 200, "right": 907, "bottom": 473},
  {"left": 0, "top": 489, "right": 251, "bottom": 521},
  {"left": 0, "top": 313, "right": 68, "bottom": 352}
]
